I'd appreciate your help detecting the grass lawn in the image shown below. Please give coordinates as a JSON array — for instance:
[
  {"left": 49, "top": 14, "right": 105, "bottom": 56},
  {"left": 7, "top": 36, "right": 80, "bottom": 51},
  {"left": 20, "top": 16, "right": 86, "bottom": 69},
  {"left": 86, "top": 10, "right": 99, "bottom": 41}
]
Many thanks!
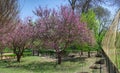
[{"left": 0, "top": 56, "right": 101, "bottom": 73}]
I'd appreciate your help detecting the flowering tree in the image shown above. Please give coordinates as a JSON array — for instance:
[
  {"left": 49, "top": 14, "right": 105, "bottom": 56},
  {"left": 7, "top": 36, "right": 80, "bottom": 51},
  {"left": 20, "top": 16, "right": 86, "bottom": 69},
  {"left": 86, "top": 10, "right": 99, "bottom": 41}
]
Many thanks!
[
  {"left": 7, "top": 20, "right": 34, "bottom": 62},
  {"left": 0, "top": 0, "right": 19, "bottom": 34},
  {"left": 0, "top": 0, "right": 19, "bottom": 54},
  {"left": 34, "top": 6, "right": 95, "bottom": 64}
]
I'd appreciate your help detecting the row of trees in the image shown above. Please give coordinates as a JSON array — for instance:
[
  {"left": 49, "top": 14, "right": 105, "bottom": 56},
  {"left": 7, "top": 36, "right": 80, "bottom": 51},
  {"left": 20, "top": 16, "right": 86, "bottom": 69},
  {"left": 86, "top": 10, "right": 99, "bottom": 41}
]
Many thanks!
[
  {"left": 0, "top": 6, "right": 95, "bottom": 64},
  {"left": 1, "top": 0, "right": 119, "bottom": 64}
]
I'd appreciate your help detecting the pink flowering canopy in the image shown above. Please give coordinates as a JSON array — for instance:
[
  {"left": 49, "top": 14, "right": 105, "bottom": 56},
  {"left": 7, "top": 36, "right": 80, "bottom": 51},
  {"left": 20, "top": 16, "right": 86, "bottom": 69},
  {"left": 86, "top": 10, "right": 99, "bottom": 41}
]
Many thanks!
[
  {"left": 34, "top": 6, "right": 95, "bottom": 51},
  {"left": 6, "top": 19, "right": 35, "bottom": 50},
  {"left": 0, "top": 18, "right": 36, "bottom": 62}
]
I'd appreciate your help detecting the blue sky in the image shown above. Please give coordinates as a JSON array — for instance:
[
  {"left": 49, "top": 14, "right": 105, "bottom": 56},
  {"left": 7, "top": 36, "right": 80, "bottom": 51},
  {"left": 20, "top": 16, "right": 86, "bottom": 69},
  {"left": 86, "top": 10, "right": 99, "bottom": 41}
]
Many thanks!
[
  {"left": 19, "top": 0, "right": 68, "bottom": 20},
  {"left": 19, "top": 0, "right": 117, "bottom": 21}
]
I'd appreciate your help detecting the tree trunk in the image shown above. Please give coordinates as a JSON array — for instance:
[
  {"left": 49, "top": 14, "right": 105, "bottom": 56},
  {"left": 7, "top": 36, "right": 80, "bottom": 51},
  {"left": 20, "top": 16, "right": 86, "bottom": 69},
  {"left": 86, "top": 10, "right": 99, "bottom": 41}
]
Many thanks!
[
  {"left": 0, "top": 52, "right": 2, "bottom": 60},
  {"left": 82, "top": 0, "right": 91, "bottom": 13},
  {"left": 37, "top": 50, "right": 39, "bottom": 56},
  {"left": 57, "top": 52, "right": 62, "bottom": 64},
  {"left": 32, "top": 50, "right": 35, "bottom": 56},
  {"left": 32, "top": 50, "right": 39, "bottom": 56},
  {"left": 88, "top": 51, "right": 90, "bottom": 58},
  {"left": 13, "top": 47, "right": 24, "bottom": 62},
  {"left": 81, "top": 51, "right": 83, "bottom": 55},
  {"left": 16, "top": 54, "right": 21, "bottom": 62},
  {"left": 97, "top": 41, "right": 102, "bottom": 55},
  {"left": 79, "top": 52, "right": 81, "bottom": 57},
  {"left": 68, "top": 0, "right": 77, "bottom": 11}
]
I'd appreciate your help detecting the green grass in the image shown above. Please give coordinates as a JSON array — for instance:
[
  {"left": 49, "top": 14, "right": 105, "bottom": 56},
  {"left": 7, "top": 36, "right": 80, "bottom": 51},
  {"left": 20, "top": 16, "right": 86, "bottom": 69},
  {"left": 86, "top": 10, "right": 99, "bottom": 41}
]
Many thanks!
[{"left": 0, "top": 56, "right": 89, "bottom": 73}]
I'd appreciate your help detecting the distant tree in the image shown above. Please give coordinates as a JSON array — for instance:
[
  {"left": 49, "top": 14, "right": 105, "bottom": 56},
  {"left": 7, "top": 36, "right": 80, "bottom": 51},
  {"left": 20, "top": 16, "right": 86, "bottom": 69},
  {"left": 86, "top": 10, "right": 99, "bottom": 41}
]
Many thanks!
[
  {"left": 93, "top": 6, "right": 111, "bottom": 51},
  {"left": 68, "top": 0, "right": 77, "bottom": 11},
  {"left": 68, "top": 0, "right": 106, "bottom": 13},
  {"left": 81, "top": 7, "right": 111, "bottom": 54},
  {"left": 81, "top": 9, "right": 98, "bottom": 57},
  {"left": 34, "top": 6, "right": 95, "bottom": 64},
  {"left": 94, "top": 6, "right": 110, "bottom": 20}
]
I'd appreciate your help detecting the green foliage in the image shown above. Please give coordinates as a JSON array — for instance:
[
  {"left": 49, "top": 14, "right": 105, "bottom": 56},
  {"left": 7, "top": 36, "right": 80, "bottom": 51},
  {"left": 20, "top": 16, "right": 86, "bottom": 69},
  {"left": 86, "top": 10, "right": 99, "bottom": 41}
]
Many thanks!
[
  {"left": 39, "top": 49, "right": 55, "bottom": 56},
  {"left": 80, "top": 9, "right": 106, "bottom": 51},
  {"left": 64, "top": 42, "right": 97, "bottom": 54},
  {"left": 23, "top": 52, "right": 32, "bottom": 56},
  {"left": 97, "top": 29, "right": 107, "bottom": 43},
  {"left": 33, "top": 40, "right": 41, "bottom": 47},
  {"left": 81, "top": 9, "right": 99, "bottom": 38},
  {"left": 23, "top": 49, "right": 32, "bottom": 56},
  {"left": 3, "top": 47, "right": 13, "bottom": 53}
]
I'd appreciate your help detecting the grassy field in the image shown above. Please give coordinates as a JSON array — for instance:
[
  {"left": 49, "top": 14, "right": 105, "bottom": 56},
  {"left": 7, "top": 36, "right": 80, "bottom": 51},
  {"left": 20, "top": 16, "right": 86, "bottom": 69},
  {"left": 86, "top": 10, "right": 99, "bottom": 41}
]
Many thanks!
[
  {"left": 0, "top": 55, "right": 102, "bottom": 73},
  {"left": 0, "top": 56, "right": 92, "bottom": 73}
]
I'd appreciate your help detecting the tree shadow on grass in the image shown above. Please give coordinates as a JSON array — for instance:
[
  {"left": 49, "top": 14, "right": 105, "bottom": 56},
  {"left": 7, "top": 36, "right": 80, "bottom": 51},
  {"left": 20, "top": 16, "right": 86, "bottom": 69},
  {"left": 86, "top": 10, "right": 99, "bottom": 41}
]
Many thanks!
[
  {"left": 62, "top": 56, "right": 87, "bottom": 62},
  {"left": 1, "top": 56, "right": 87, "bottom": 73}
]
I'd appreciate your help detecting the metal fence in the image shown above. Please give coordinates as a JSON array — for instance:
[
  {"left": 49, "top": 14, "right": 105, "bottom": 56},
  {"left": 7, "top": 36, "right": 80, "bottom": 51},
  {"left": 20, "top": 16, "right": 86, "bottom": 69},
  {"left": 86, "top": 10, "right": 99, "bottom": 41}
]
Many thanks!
[{"left": 101, "top": 49, "right": 119, "bottom": 73}]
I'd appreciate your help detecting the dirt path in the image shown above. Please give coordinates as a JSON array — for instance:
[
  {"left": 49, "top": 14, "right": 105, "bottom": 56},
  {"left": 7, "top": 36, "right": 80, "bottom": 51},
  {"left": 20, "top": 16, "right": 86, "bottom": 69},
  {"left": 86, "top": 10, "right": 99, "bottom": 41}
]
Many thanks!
[
  {"left": 75, "top": 52, "right": 108, "bottom": 73},
  {"left": 0, "top": 53, "right": 15, "bottom": 60}
]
